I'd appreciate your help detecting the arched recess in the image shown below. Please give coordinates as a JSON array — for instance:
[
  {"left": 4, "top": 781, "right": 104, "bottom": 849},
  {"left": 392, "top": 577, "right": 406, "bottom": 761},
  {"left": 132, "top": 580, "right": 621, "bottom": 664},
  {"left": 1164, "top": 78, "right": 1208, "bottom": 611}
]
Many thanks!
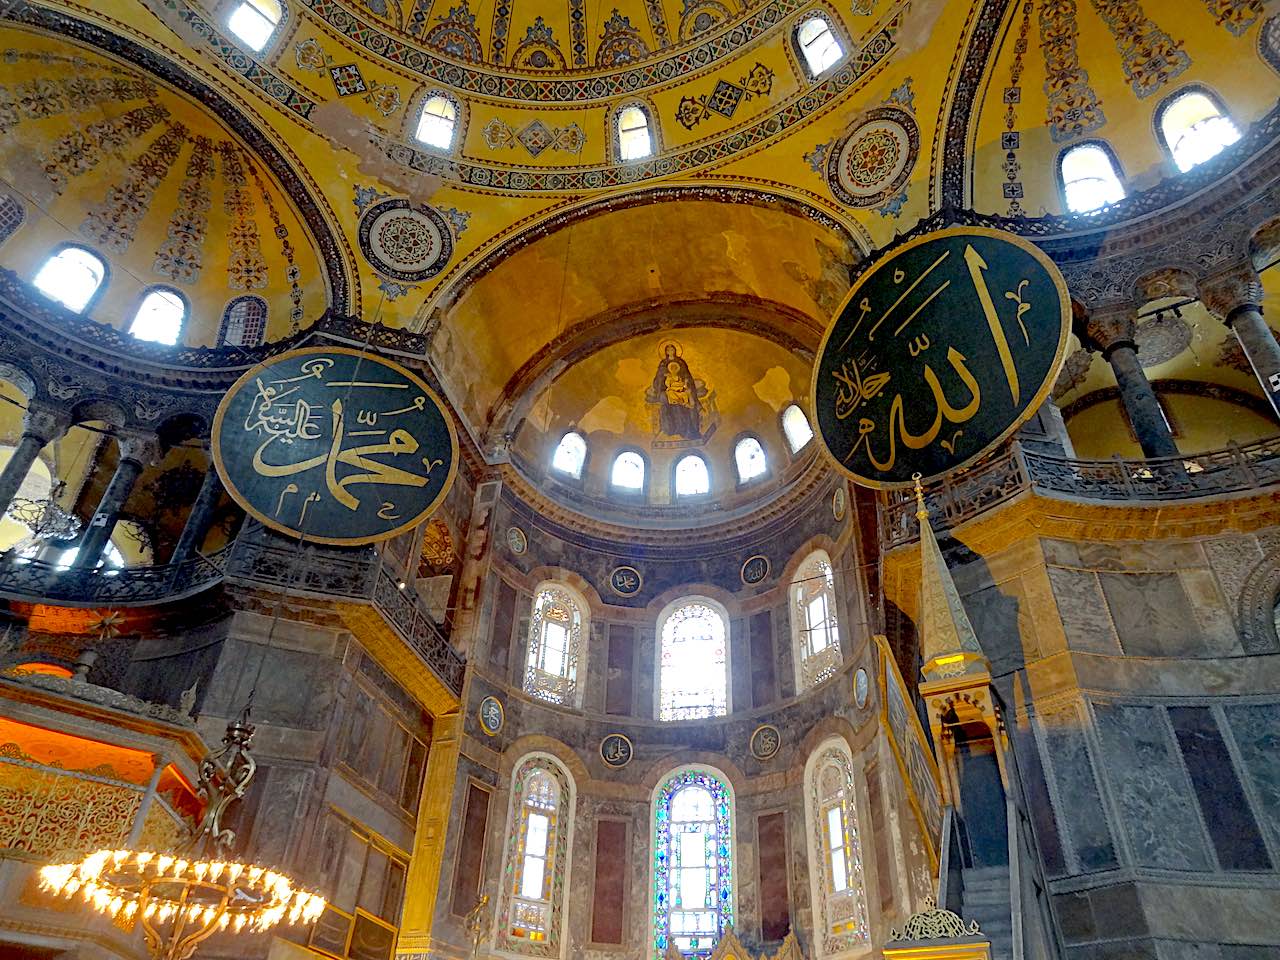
[
  {"left": 427, "top": 185, "right": 865, "bottom": 451},
  {"left": 1236, "top": 547, "right": 1280, "bottom": 654}
]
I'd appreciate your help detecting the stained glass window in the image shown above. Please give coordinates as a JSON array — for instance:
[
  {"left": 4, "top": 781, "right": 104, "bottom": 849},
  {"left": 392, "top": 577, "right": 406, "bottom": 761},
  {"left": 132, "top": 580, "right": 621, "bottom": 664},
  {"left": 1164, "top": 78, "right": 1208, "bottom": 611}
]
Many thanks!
[
  {"left": 781, "top": 404, "right": 813, "bottom": 453},
  {"left": 792, "top": 551, "right": 841, "bottom": 689},
  {"left": 657, "top": 599, "right": 728, "bottom": 721},
  {"left": 525, "top": 584, "right": 585, "bottom": 706},
  {"left": 496, "top": 756, "right": 573, "bottom": 957},
  {"left": 653, "top": 768, "right": 734, "bottom": 958},
  {"left": 807, "top": 742, "right": 868, "bottom": 956}
]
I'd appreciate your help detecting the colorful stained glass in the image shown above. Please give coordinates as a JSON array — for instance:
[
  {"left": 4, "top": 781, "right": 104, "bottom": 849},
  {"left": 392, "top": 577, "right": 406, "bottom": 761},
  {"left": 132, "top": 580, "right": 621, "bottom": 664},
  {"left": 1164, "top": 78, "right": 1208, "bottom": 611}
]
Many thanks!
[
  {"left": 653, "top": 769, "right": 734, "bottom": 958},
  {"left": 810, "top": 745, "right": 868, "bottom": 953},
  {"left": 658, "top": 601, "right": 728, "bottom": 720},
  {"left": 497, "top": 756, "right": 572, "bottom": 956}
]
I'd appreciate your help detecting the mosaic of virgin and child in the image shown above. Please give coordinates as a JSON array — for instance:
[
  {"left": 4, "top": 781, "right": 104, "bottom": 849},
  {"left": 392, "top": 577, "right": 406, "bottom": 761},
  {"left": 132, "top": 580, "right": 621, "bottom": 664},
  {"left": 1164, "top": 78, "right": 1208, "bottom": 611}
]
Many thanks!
[{"left": 645, "top": 341, "right": 718, "bottom": 447}]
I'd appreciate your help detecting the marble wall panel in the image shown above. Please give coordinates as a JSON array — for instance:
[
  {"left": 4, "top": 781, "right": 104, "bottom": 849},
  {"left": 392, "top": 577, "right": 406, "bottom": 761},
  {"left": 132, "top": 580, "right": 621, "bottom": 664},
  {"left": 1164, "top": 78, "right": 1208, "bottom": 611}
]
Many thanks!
[
  {"left": 1046, "top": 567, "right": 1123, "bottom": 656},
  {"left": 1036, "top": 703, "right": 1119, "bottom": 874},
  {"left": 1092, "top": 702, "right": 1212, "bottom": 871},
  {"left": 1222, "top": 702, "right": 1280, "bottom": 854},
  {"left": 1097, "top": 573, "right": 1200, "bottom": 657}
]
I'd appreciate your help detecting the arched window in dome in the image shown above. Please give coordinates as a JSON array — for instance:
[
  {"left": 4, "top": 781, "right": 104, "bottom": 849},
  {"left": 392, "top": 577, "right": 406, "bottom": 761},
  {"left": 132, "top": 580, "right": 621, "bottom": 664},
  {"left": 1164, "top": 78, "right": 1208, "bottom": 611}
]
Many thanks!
[
  {"left": 652, "top": 767, "right": 735, "bottom": 958},
  {"left": 524, "top": 584, "right": 587, "bottom": 707},
  {"left": 551, "top": 431, "right": 587, "bottom": 479},
  {"left": 792, "top": 550, "right": 841, "bottom": 689},
  {"left": 733, "top": 436, "right": 767, "bottom": 484},
  {"left": 33, "top": 245, "right": 106, "bottom": 313},
  {"left": 129, "top": 287, "right": 186, "bottom": 345},
  {"left": 228, "top": 0, "right": 282, "bottom": 51},
  {"left": 657, "top": 598, "right": 729, "bottom": 721},
  {"left": 496, "top": 755, "right": 574, "bottom": 957},
  {"left": 795, "top": 14, "right": 843, "bottom": 78},
  {"left": 218, "top": 295, "right": 268, "bottom": 347},
  {"left": 674, "top": 454, "right": 710, "bottom": 498},
  {"left": 1058, "top": 142, "right": 1126, "bottom": 214},
  {"left": 805, "top": 740, "right": 868, "bottom": 957},
  {"left": 415, "top": 93, "right": 459, "bottom": 150},
  {"left": 1158, "top": 88, "right": 1241, "bottom": 172},
  {"left": 782, "top": 404, "right": 814, "bottom": 453},
  {"left": 617, "top": 104, "right": 654, "bottom": 161},
  {"left": 611, "top": 450, "right": 646, "bottom": 492}
]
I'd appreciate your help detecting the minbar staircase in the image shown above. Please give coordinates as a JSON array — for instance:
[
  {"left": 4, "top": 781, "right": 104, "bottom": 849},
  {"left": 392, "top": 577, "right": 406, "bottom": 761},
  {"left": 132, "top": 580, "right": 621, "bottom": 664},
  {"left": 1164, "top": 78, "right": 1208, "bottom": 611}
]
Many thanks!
[{"left": 960, "top": 865, "right": 1013, "bottom": 960}]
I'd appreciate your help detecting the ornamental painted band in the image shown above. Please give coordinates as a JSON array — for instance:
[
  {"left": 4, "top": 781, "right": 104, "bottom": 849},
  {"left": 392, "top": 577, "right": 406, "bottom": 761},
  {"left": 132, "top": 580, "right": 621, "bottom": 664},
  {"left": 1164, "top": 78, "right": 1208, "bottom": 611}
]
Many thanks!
[
  {"left": 811, "top": 226, "right": 1071, "bottom": 489},
  {"left": 211, "top": 347, "right": 459, "bottom": 546}
]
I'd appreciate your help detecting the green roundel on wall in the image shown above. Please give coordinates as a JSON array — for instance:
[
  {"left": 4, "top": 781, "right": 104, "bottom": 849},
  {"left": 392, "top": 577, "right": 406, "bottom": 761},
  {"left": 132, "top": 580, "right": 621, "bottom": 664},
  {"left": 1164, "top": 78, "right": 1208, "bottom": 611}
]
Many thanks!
[
  {"left": 811, "top": 226, "right": 1071, "bottom": 489},
  {"left": 212, "top": 346, "right": 458, "bottom": 545}
]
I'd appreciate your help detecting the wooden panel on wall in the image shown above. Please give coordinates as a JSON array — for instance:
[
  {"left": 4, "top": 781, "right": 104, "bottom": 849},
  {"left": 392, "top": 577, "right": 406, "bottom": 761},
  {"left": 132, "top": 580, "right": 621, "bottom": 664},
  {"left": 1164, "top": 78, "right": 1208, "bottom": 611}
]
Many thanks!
[
  {"left": 449, "top": 781, "right": 491, "bottom": 917},
  {"left": 749, "top": 610, "right": 777, "bottom": 708},
  {"left": 605, "top": 624, "right": 635, "bottom": 716},
  {"left": 490, "top": 580, "right": 517, "bottom": 676},
  {"left": 591, "top": 818, "right": 627, "bottom": 944},
  {"left": 757, "top": 811, "right": 790, "bottom": 942}
]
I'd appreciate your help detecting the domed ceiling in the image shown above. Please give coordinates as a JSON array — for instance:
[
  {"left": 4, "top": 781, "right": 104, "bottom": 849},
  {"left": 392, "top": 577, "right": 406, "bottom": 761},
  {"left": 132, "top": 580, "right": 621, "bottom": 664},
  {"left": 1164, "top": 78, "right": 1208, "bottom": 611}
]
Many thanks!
[
  {"left": 0, "top": 21, "right": 345, "bottom": 346},
  {"left": 2, "top": 0, "right": 1279, "bottom": 494}
]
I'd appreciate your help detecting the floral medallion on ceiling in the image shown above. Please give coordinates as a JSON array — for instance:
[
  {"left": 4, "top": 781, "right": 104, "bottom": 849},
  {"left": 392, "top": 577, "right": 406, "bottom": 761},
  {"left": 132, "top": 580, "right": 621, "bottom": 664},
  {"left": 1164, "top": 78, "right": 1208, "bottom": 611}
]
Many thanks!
[
  {"left": 823, "top": 105, "right": 918, "bottom": 209},
  {"left": 357, "top": 197, "right": 454, "bottom": 282}
]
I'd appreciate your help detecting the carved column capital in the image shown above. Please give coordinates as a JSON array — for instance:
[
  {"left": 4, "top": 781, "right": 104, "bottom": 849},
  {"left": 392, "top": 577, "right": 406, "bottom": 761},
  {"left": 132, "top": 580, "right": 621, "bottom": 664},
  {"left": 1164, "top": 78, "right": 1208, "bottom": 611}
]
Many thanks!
[
  {"left": 115, "top": 429, "right": 162, "bottom": 467},
  {"left": 1199, "top": 265, "right": 1264, "bottom": 323},
  {"left": 21, "top": 400, "right": 71, "bottom": 444},
  {"left": 1079, "top": 303, "right": 1138, "bottom": 357}
]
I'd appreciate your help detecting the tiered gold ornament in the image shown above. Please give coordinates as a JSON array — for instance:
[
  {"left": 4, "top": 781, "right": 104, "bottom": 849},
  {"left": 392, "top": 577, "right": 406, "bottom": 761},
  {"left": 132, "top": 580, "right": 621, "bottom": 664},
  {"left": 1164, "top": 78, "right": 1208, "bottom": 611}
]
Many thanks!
[{"left": 39, "top": 719, "right": 325, "bottom": 960}]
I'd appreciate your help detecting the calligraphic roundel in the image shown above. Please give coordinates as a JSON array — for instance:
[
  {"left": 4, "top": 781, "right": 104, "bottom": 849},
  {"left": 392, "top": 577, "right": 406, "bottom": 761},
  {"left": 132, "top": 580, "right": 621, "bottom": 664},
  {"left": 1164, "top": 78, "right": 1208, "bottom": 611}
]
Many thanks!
[
  {"left": 212, "top": 347, "right": 459, "bottom": 545},
  {"left": 811, "top": 226, "right": 1070, "bottom": 489}
]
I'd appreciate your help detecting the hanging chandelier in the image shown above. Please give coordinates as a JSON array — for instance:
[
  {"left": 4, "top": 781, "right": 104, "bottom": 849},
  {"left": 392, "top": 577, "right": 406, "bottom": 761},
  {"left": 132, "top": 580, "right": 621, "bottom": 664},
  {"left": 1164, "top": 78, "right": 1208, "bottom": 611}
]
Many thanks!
[
  {"left": 7, "top": 479, "right": 82, "bottom": 547},
  {"left": 38, "top": 719, "right": 326, "bottom": 960}
]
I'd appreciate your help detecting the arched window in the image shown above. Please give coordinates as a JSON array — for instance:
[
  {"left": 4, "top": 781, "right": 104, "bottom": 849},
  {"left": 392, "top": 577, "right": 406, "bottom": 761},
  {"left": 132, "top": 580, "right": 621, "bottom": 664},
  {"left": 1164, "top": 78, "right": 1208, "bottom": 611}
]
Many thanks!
[
  {"left": 805, "top": 741, "right": 868, "bottom": 957},
  {"left": 617, "top": 105, "right": 653, "bottom": 161},
  {"left": 524, "top": 584, "right": 587, "bottom": 707},
  {"left": 657, "top": 598, "right": 728, "bottom": 720},
  {"left": 1158, "top": 88, "right": 1241, "bottom": 172},
  {"left": 129, "top": 287, "right": 186, "bottom": 345},
  {"left": 1059, "top": 142, "right": 1126, "bottom": 213},
  {"left": 796, "top": 14, "right": 843, "bottom": 77},
  {"left": 33, "top": 245, "right": 106, "bottom": 313},
  {"left": 415, "top": 94, "right": 458, "bottom": 150},
  {"left": 652, "top": 767, "right": 735, "bottom": 958},
  {"left": 228, "top": 0, "right": 281, "bottom": 51},
  {"left": 218, "top": 295, "right": 267, "bottom": 347},
  {"left": 792, "top": 550, "right": 841, "bottom": 689},
  {"left": 733, "top": 437, "right": 767, "bottom": 483},
  {"left": 551, "top": 431, "right": 587, "bottom": 479},
  {"left": 674, "top": 454, "right": 710, "bottom": 498},
  {"left": 496, "top": 755, "right": 574, "bottom": 957},
  {"left": 611, "top": 450, "right": 646, "bottom": 491},
  {"left": 782, "top": 404, "right": 814, "bottom": 453}
]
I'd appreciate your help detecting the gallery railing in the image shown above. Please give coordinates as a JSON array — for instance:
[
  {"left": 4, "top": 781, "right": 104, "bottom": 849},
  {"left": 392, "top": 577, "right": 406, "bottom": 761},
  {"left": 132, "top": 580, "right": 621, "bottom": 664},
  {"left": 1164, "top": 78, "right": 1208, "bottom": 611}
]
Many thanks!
[
  {"left": 881, "top": 435, "right": 1280, "bottom": 549},
  {"left": 222, "top": 530, "right": 465, "bottom": 695},
  {"left": 0, "top": 548, "right": 229, "bottom": 607}
]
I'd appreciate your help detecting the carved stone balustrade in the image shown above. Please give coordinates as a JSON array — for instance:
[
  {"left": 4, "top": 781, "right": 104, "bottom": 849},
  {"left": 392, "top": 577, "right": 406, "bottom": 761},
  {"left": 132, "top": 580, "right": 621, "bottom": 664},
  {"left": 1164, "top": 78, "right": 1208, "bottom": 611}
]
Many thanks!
[
  {"left": 0, "top": 547, "right": 228, "bottom": 607},
  {"left": 881, "top": 436, "right": 1280, "bottom": 550}
]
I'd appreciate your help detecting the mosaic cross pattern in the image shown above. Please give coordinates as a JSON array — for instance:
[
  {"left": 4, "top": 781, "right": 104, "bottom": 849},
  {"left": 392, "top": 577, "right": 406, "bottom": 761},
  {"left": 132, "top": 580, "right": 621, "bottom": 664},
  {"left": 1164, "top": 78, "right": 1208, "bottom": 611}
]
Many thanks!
[{"left": 675, "top": 62, "right": 774, "bottom": 130}]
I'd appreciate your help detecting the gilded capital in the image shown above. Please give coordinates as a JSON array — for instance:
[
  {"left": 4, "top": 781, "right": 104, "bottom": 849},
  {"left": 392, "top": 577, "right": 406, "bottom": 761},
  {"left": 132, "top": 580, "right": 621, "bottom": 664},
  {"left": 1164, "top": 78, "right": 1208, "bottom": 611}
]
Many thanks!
[
  {"left": 1078, "top": 303, "right": 1138, "bottom": 355},
  {"left": 1198, "top": 265, "right": 1264, "bottom": 323}
]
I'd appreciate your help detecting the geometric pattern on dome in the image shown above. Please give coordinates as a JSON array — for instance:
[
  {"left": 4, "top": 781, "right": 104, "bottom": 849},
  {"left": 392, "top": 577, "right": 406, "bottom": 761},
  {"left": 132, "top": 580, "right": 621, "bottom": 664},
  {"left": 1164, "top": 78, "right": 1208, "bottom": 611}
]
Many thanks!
[
  {"left": 1090, "top": 0, "right": 1190, "bottom": 99},
  {"left": 824, "top": 105, "right": 919, "bottom": 208},
  {"left": 1039, "top": 0, "right": 1106, "bottom": 142},
  {"left": 596, "top": 10, "right": 649, "bottom": 66},
  {"left": 512, "top": 16, "right": 568, "bottom": 69},
  {"left": 357, "top": 197, "right": 454, "bottom": 282}
]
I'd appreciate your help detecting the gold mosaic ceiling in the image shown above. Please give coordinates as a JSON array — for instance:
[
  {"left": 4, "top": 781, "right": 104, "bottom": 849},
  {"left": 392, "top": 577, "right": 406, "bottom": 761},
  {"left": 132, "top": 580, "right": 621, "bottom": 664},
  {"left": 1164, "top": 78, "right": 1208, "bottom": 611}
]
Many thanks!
[{"left": 3, "top": 0, "right": 1280, "bottom": 470}]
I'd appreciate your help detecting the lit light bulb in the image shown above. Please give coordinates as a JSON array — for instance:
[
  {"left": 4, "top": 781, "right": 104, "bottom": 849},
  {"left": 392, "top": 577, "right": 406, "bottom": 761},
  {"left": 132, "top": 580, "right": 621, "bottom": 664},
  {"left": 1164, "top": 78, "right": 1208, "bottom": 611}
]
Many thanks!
[
  {"left": 143, "top": 901, "right": 157, "bottom": 919},
  {"left": 234, "top": 914, "right": 248, "bottom": 932},
  {"left": 247, "top": 866, "right": 263, "bottom": 885},
  {"left": 123, "top": 900, "right": 137, "bottom": 919},
  {"left": 136, "top": 852, "right": 154, "bottom": 868},
  {"left": 174, "top": 860, "right": 189, "bottom": 877},
  {"left": 156, "top": 856, "right": 174, "bottom": 875},
  {"left": 209, "top": 861, "right": 225, "bottom": 882},
  {"left": 226, "top": 863, "right": 243, "bottom": 883},
  {"left": 193, "top": 862, "right": 208, "bottom": 881},
  {"left": 202, "top": 905, "right": 216, "bottom": 926},
  {"left": 219, "top": 913, "right": 231, "bottom": 929}
]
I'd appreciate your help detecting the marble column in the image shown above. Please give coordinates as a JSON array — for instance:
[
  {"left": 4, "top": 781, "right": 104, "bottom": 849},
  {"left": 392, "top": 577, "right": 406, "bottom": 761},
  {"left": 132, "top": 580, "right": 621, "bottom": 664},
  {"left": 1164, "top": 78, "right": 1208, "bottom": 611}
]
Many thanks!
[
  {"left": 1199, "top": 266, "right": 1280, "bottom": 420},
  {"left": 0, "top": 402, "right": 70, "bottom": 519},
  {"left": 1082, "top": 305, "right": 1180, "bottom": 459},
  {"left": 71, "top": 430, "right": 160, "bottom": 569},
  {"left": 170, "top": 465, "right": 224, "bottom": 565}
]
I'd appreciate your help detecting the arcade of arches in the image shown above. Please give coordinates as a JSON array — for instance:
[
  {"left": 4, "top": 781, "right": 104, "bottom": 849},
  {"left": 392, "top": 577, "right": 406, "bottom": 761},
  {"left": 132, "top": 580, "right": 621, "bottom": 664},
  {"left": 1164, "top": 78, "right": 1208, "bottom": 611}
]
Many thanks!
[{"left": 1, "top": 2, "right": 1280, "bottom": 960}]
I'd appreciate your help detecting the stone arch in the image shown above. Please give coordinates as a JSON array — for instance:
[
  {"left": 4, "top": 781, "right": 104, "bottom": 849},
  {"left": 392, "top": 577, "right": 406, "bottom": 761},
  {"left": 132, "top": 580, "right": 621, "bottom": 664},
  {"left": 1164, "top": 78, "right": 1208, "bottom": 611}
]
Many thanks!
[{"left": 1237, "top": 547, "right": 1280, "bottom": 654}]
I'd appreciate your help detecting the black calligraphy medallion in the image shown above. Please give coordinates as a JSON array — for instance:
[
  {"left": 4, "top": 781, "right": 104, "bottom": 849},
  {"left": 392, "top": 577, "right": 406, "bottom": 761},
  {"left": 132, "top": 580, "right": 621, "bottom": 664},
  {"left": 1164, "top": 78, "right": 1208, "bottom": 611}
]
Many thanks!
[
  {"left": 811, "top": 226, "right": 1070, "bottom": 488},
  {"left": 212, "top": 347, "right": 458, "bottom": 545},
  {"left": 740, "top": 555, "right": 769, "bottom": 585},
  {"left": 599, "top": 733, "right": 633, "bottom": 768},
  {"left": 609, "top": 565, "right": 643, "bottom": 597}
]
